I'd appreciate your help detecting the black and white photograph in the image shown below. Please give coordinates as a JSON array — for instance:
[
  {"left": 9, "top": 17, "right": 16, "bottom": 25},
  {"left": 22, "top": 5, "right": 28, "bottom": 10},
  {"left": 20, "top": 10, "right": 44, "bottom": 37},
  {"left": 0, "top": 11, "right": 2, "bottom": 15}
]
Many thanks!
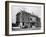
[
  {"left": 5, "top": 1, "right": 45, "bottom": 36},
  {"left": 12, "top": 4, "right": 41, "bottom": 31}
]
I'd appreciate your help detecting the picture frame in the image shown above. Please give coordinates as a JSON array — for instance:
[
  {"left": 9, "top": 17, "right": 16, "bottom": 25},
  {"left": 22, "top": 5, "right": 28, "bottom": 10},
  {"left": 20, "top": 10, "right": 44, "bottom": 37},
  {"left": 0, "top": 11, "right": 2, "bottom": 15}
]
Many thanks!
[{"left": 5, "top": 1, "right": 45, "bottom": 36}]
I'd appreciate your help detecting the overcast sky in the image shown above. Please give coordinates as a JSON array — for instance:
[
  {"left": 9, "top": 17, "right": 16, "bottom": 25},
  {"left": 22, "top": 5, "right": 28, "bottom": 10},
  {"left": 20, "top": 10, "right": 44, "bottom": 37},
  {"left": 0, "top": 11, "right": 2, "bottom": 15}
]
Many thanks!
[{"left": 11, "top": 5, "right": 41, "bottom": 23}]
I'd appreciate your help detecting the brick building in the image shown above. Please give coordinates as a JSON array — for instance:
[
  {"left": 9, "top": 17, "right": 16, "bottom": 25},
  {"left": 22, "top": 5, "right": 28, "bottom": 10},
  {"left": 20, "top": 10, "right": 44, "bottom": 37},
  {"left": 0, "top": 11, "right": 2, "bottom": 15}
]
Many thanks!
[{"left": 16, "top": 10, "right": 41, "bottom": 28}]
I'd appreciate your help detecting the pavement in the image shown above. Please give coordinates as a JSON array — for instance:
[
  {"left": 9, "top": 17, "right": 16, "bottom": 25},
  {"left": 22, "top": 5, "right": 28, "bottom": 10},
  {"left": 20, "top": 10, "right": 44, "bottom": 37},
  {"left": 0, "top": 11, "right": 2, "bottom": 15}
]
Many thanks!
[{"left": 12, "top": 27, "right": 41, "bottom": 31}]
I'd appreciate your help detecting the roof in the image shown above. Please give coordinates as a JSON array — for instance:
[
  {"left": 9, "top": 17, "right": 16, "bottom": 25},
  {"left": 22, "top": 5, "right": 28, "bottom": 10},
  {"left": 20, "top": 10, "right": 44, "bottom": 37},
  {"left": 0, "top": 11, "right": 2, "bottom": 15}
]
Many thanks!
[{"left": 16, "top": 10, "right": 39, "bottom": 18}]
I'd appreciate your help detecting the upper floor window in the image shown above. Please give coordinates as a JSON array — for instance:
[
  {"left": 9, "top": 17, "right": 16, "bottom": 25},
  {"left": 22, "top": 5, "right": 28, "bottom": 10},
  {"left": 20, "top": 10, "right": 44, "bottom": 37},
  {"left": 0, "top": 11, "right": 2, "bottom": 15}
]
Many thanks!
[
  {"left": 32, "top": 17, "right": 36, "bottom": 21},
  {"left": 30, "top": 18, "right": 32, "bottom": 20}
]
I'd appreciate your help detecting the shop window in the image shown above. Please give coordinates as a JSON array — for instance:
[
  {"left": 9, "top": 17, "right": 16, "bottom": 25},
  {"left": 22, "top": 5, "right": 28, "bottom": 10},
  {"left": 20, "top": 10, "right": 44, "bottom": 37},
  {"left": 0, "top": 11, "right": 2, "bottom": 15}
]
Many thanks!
[{"left": 23, "top": 22, "right": 24, "bottom": 26}]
